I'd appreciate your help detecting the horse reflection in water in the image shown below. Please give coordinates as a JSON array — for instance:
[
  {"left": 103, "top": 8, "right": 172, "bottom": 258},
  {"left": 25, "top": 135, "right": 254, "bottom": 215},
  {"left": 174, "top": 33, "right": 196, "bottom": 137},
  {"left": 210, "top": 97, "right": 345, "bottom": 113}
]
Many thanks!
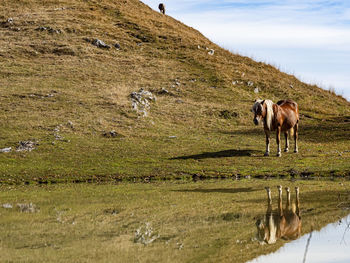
[{"left": 256, "top": 186, "right": 301, "bottom": 244}]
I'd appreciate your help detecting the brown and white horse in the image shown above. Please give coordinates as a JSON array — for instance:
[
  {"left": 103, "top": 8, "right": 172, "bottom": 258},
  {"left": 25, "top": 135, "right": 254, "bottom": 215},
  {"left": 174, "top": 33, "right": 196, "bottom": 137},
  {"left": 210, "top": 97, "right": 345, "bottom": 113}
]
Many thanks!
[
  {"left": 251, "top": 99, "right": 299, "bottom": 157},
  {"left": 256, "top": 186, "right": 302, "bottom": 244}
]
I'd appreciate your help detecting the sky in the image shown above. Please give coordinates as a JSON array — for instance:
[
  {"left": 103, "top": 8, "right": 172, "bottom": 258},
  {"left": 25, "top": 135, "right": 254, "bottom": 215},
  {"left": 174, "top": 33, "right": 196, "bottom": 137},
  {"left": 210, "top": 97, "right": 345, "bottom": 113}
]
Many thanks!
[{"left": 141, "top": 0, "right": 350, "bottom": 100}]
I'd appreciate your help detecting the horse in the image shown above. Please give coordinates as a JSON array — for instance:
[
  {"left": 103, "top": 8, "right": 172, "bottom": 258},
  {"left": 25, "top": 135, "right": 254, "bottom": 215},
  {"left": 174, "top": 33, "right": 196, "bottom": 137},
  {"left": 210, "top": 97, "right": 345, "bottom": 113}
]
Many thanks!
[
  {"left": 251, "top": 99, "right": 299, "bottom": 157},
  {"left": 158, "top": 3, "right": 165, "bottom": 14},
  {"left": 256, "top": 186, "right": 302, "bottom": 244}
]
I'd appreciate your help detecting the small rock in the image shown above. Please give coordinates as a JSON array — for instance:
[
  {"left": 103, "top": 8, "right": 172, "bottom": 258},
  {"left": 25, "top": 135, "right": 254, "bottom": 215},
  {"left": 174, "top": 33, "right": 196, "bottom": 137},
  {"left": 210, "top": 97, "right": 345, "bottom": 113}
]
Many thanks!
[
  {"left": 169, "top": 136, "right": 177, "bottom": 139},
  {"left": 16, "top": 141, "right": 37, "bottom": 152},
  {"left": 197, "top": 45, "right": 201, "bottom": 49},
  {"left": 7, "top": 18, "right": 13, "bottom": 24},
  {"left": 208, "top": 49, "right": 215, "bottom": 55},
  {"left": 67, "top": 120, "right": 74, "bottom": 129},
  {"left": 2, "top": 203, "right": 13, "bottom": 209},
  {"left": 209, "top": 86, "right": 217, "bottom": 89},
  {"left": 254, "top": 87, "right": 259, "bottom": 94},
  {"left": 104, "top": 208, "right": 119, "bottom": 215},
  {"left": 114, "top": 43, "right": 121, "bottom": 50},
  {"left": 36, "top": 26, "right": 47, "bottom": 31},
  {"left": 28, "top": 93, "right": 54, "bottom": 99},
  {"left": 177, "top": 242, "right": 184, "bottom": 250},
  {"left": 103, "top": 130, "right": 119, "bottom": 138},
  {"left": 175, "top": 99, "right": 184, "bottom": 104},
  {"left": 54, "top": 125, "right": 60, "bottom": 133},
  {"left": 83, "top": 37, "right": 92, "bottom": 43},
  {"left": 158, "top": 88, "right": 170, "bottom": 95},
  {"left": 92, "top": 39, "right": 111, "bottom": 49},
  {"left": 36, "top": 26, "right": 61, "bottom": 34},
  {"left": 130, "top": 89, "right": 156, "bottom": 117},
  {"left": 17, "top": 203, "right": 39, "bottom": 213},
  {"left": 54, "top": 134, "right": 64, "bottom": 140},
  {"left": 48, "top": 28, "right": 62, "bottom": 34},
  {"left": 134, "top": 223, "right": 159, "bottom": 245},
  {"left": 247, "top": 81, "right": 254, "bottom": 87},
  {"left": 54, "top": 7, "right": 66, "bottom": 11},
  {"left": 290, "top": 84, "right": 294, "bottom": 89},
  {"left": 0, "top": 147, "right": 12, "bottom": 153},
  {"left": 232, "top": 81, "right": 237, "bottom": 85}
]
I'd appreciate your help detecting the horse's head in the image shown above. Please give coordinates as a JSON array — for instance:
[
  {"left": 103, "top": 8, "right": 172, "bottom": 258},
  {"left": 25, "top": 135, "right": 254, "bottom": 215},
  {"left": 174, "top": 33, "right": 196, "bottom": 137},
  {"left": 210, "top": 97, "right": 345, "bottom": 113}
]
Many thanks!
[
  {"left": 251, "top": 99, "right": 266, "bottom": 126},
  {"left": 255, "top": 218, "right": 269, "bottom": 244}
]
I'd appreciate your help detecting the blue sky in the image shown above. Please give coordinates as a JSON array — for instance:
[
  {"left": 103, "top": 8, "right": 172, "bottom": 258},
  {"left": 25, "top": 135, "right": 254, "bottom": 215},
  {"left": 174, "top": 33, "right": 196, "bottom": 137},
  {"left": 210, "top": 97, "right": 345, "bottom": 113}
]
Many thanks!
[{"left": 142, "top": 0, "right": 350, "bottom": 100}]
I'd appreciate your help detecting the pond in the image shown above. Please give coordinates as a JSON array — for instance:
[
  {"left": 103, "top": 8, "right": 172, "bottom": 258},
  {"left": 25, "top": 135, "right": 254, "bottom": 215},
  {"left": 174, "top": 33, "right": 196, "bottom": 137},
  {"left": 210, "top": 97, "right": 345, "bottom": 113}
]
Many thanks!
[
  {"left": 0, "top": 179, "right": 349, "bottom": 262},
  {"left": 249, "top": 213, "right": 350, "bottom": 263}
]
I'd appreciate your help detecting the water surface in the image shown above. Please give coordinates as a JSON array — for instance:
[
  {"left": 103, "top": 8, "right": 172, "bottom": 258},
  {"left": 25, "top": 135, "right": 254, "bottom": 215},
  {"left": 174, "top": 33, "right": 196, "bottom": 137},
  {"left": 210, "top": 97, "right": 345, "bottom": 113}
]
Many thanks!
[{"left": 249, "top": 214, "right": 350, "bottom": 263}]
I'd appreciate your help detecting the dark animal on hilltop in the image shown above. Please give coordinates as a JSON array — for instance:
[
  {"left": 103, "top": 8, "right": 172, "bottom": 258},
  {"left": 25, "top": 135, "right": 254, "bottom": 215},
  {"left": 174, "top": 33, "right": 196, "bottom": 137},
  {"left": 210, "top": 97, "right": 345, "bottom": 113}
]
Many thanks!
[
  {"left": 158, "top": 3, "right": 165, "bottom": 14},
  {"left": 256, "top": 186, "right": 302, "bottom": 244},
  {"left": 251, "top": 99, "right": 299, "bottom": 157}
]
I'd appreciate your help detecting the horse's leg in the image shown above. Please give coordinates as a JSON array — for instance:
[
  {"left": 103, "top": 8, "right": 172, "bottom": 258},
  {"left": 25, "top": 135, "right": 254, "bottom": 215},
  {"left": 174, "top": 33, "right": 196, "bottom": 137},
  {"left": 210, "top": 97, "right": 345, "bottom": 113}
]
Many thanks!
[
  {"left": 276, "top": 127, "right": 281, "bottom": 157},
  {"left": 284, "top": 131, "right": 289, "bottom": 152},
  {"left": 265, "top": 186, "right": 273, "bottom": 238},
  {"left": 265, "top": 186, "right": 272, "bottom": 210},
  {"left": 285, "top": 187, "right": 290, "bottom": 210},
  {"left": 264, "top": 130, "right": 270, "bottom": 156},
  {"left": 295, "top": 186, "right": 300, "bottom": 218},
  {"left": 277, "top": 185, "right": 283, "bottom": 217},
  {"left": 294, "top": 123, "right": 299, "bottom": 153}
]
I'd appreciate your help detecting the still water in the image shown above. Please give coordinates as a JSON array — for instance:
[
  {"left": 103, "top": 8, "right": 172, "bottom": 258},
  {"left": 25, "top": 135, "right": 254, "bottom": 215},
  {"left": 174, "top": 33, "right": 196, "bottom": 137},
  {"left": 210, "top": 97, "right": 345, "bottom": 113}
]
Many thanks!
[{"left": 249, "top": 214, "right": 350, "bottom": 263}]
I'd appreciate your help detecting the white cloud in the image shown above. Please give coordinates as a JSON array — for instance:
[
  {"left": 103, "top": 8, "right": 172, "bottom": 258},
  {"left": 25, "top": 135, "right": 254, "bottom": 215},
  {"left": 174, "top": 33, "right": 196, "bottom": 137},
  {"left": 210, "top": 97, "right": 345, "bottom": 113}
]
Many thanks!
[{"left": 142, "top": 0, "right": 350, "bottom": 100}]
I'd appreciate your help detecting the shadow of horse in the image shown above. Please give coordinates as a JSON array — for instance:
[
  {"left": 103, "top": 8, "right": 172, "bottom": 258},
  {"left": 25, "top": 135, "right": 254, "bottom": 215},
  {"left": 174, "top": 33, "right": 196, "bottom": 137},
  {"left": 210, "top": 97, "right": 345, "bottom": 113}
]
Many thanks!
[{"left": 171, "top": 149, "right": 261, "bottom": 160}]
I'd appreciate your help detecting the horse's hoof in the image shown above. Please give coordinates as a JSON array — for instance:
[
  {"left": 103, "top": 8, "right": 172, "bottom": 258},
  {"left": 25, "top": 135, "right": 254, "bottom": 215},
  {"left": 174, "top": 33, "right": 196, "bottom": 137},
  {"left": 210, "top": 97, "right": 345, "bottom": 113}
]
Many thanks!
[
  {"left": 277, "top": 153, "right": 281, "bottom": 157},
  {"left": 284, "top": 148, "right": 289, "bottom": 152},
  {"left": 277, "top": 185, "right": 282, "bottom": 190},
  {"left": 264, "top": 152, "right": 270, "bottom": 157},
  {"left": 294, "top": 150, "right": 298, "bottom": 153}
]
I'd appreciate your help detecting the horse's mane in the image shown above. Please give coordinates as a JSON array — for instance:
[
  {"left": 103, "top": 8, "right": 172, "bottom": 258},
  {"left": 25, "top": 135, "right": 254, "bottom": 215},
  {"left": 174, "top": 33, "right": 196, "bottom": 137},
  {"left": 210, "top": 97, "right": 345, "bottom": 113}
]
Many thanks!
[
  {"left": 264, "top": 100, "right": 274, "bottom": 131},
  {"left": 267, "top": 213, "right": 277, "bottom": 244}
]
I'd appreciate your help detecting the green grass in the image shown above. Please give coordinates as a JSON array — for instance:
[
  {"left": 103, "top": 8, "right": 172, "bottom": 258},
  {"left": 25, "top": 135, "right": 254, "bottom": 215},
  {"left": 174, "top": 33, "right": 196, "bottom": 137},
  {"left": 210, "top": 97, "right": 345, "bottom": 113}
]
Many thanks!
[
  {"left": 1, "top": 179, "right": 350, "bottom": 262},
  {"left": 0, "top": 0, "right": 349, "bottom": 182},
  {"left": 1, "top": 117, "right": 349, "bottom": 183}
]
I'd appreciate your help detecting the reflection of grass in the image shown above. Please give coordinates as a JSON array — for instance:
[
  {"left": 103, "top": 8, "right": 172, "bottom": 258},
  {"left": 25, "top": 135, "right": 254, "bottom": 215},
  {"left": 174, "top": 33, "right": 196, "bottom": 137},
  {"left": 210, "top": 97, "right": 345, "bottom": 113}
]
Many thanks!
[{"left": 0, "top": 180, "right": 349, "bottom": 262}]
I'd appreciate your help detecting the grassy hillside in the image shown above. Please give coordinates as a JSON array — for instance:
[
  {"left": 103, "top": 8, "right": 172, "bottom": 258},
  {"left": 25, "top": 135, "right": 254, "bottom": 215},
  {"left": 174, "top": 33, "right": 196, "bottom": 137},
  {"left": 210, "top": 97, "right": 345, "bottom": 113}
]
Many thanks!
[{"left": 0, "top": 0, "right": 349, "bottom": 183}]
